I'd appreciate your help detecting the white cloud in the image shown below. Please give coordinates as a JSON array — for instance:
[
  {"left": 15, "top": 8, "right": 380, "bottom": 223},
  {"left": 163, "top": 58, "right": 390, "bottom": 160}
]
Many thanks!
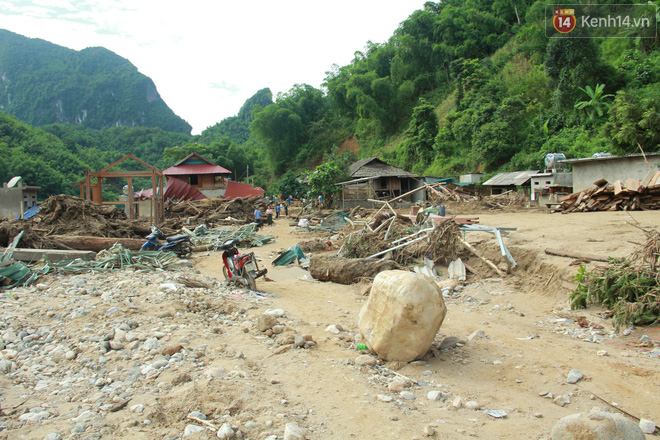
[{"left": 0, "top": 0, "right": 427, "bottom": 134}]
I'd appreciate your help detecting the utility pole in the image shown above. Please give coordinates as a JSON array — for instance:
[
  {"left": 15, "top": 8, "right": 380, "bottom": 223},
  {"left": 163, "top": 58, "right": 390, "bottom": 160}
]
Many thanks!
[{"left": 246, "top": 164, "right": 249, "bottom": 184}]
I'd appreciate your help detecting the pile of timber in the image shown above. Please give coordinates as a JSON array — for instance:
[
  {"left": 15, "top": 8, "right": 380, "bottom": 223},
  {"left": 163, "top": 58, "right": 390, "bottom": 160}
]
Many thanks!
[{"left": 559, "top": 171, "right": 660, "bottom": 213}]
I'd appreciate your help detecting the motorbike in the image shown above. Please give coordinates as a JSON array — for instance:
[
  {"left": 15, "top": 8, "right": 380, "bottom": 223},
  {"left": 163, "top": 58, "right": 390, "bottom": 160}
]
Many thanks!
[
  {"left": 219, "top": 238, "right": 267, "bottom": 290},
  {"left": 141, "top": 225, "right": 193, "bottom": 258}
]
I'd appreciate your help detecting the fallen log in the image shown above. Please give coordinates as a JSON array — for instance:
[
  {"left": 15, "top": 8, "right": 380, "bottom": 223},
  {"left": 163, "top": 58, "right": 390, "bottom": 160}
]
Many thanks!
[
  {"left": 309, "top": 256, "right": 398, "bottom": 285},
  {"left": 49, "top": 235, "right": 145, "bottom": 252},
  {"left": 544, "top": 248, "right": 610, "bottom": 263}
]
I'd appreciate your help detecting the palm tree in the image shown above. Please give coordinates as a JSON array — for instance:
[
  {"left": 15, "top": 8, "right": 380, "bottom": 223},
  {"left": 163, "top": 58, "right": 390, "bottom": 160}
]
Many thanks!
[{"left": 574, "top": 84, "right": 614, "bottom": 127}]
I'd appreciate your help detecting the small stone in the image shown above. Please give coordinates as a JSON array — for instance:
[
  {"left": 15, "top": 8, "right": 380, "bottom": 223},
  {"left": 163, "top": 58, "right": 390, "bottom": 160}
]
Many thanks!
[
  {"left": 596, "top": 350, "right": 608, "bottom": 357},
  {"left": 377, "top": 394, "right": 393, "bottom": 402},
  {"left": 265, "top": 308, "right": 286, "bottom": 317},
  {"left": 184, "top": 424, "right": 206, "bottom": 436},
  {"left": 464, "top": 400, "right": 481, "bottom": 410},
  {"left": 554, "top": 395, "right": 571, "bottom": 407},
  {"left": 172, "top": 373, "right": 192, "bottom": 385},
  {"left": 0, "top": 359, "right": 12, "bottom": 374},
  {"left": 216, "top": 423, "right": 235, "bottom": 439},
  {"left": 258, "top": 314, "right": 278, "bottom": 332},
  {"left": 423, "top": 425, "right": 435, "bottom": 436},
  {"left": 109, "top": 340, "right": 124, "bottom": 350},
  {"left": 43, "top": 434, "right": 63, "bottom": 440},
  {"left": 19, "top": 409, "right": 49, "bottom": 422},
  {"left": 452, "top": 396, "right": 462, "bottom": 409},
  {"left": 388, "top": 378, "right": 407, "bottom": 393},
  {"left": 534, "top": 413, "right": 543, "bottom": 418},
  {"left": 400, "top": 391, "right": 415, "bottom": 400},
  {"left": 427, "top": 390, "right": 443, "bottom": 401},
  {"left": 639, "top": 419, "right": 656, "bottom": 434},
  {"left": 162, "top": 344, "right": 184, "bottom": 356},
  {"left": 552, "top": 410, "right": 645, "bottom": 439},
  {"left": 355, "top": 355, "right": 377, "bottom": 366},
  {"left": 293, "top": 334, "right": 305, "bottom": 348},
  {"left": 566, "top": 369, "right": 584, "bottom": 384},
  {"left": 283, "top": 422, "right": 305, "bottom": 440},
  {"left": 325, "top": 324, "right": 342, "bottom": 334}
]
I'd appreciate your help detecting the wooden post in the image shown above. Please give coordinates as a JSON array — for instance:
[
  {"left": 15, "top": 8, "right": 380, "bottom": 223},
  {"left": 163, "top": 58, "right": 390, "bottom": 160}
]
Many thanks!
[{"left": 127, "top": 176, "right": 134, "bottom": 220}]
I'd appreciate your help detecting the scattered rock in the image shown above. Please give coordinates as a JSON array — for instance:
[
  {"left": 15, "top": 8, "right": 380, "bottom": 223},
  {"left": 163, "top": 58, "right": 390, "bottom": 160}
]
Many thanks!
[
  {"left": 551, "top": 410, "right": 646, "bottom": 440},
  {"left": 283, "top": 422, "right": 305, "bottom": 440},
  {"left": 566, "top": 369, "right": 584, "bottom": 384},
  {"left": 162, "top": 344, "right": 184, "bottom": 356},
  {"left": 325, "top": 324, "right": 342, "bottom": 334},
  {"left": 184, "top": 424, "right": 206, "bottom": 436},
  {"left": 423, "top": 425, "right": 435, "bottom": 436},
  {"left": 216, "top": 423, "right": 235, "bottom": 439},
  {"left": 639, "top": 418, "right": 656, "bottom": 434},
  {"left": 355, "top": 355, "right": 378, "bottom": 366},
  {"left": 172, "top": 373, "right": 193, "bottom": 385},
  {"left": 553, "top": 395, "right": 571, "bottom": 407},
  {"left": 258, "top": 314, "right": 278, "bottom": 332},
  {"left": 427, "top": 390, "right": 444, "bottom": 401}
]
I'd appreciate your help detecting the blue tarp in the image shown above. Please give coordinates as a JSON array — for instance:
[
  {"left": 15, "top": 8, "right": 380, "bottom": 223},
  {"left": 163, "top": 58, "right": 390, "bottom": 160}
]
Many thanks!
[{"left": 13, "top": 206, "right": 41, "bottom": 219}]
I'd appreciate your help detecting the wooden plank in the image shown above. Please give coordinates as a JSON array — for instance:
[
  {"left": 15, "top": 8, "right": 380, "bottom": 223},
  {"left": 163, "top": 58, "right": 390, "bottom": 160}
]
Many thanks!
[
  {"left": 640, "top": 169, "right": 655, "bottom": 188},
  {"left": 613, "top": 180, "right": 623, "bottom": 195},
  {"left": 626, "top": 178, "right": 641, "bottom": 193},
  {"left": 650, "top": 171, "right": 660, "bottom": 187},
  {"left": 593, "top": 178, "right": 608, "bottom": 187}
]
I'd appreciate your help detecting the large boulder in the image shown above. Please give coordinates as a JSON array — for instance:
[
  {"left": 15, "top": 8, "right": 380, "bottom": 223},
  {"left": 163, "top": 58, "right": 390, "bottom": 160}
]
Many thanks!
[
  {"left": 551, "top": 410, "right": 646, "bottom": 440},
  {"left": 358, "top": 270, "right": 447, "bottom": 362}
]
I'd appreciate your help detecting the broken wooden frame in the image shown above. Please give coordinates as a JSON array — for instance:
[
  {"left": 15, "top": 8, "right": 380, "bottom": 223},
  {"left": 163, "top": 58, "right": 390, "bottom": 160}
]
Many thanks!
[
  {"left": 73, "top": 154, "right": 165, "bottom": 224},
  {"left": 459, "top": 225, "right": 518, "bottom": 269}
]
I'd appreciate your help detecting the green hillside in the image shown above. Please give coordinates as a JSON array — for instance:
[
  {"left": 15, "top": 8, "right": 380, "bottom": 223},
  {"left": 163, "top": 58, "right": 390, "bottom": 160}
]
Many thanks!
[
  {"left": 1, "top": 0, "right": 659, "bottom": 200},
  {"left": 0, "top": 29, "right": 191, "bottom": 134}
]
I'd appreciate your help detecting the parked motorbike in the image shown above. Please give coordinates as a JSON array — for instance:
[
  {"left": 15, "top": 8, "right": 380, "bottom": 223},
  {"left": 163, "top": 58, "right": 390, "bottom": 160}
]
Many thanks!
[
  {"left": 219, "top": 238, "right": 267, "bottom": 290},
  {"left": 141, "top": 225, "right": 193, "bottom": 258}
]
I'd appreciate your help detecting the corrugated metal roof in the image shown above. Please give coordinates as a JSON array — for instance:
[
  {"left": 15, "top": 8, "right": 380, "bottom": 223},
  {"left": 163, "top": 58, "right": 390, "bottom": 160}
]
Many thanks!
[
  {"left": 223, "top": 180, "right": 264, "bottom": 199},
  {"left": 560, "top": 152, "right": 660, "bottom": 165},
  {"left": 482, "top": 170, "right": 539, "bottom": 186},
  {"left": 163, "top": 164, "right": 231, "bottom": 175}
]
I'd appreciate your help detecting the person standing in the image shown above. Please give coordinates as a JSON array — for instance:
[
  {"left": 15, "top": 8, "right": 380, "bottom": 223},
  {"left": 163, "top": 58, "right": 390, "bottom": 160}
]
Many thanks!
[
  {"left": 284, "top": 202, "right": 288, "bottom": 217},
  {"left": 275, "top": 203, "right": 281, "bottom": 219},
  {"left": 254, "top": 206, "right": 262, "bottom": 229}
]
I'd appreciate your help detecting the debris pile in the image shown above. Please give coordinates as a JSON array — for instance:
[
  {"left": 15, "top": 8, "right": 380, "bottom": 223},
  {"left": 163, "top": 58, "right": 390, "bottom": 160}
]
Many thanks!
[
  {"left": 162, "top": 196, "right": 263, "bottom": 229},
  {"left": 570, "top": 222, "right": 660, "bottom": 328},
  {"left": 0, "top": 194, "right": 150, "bottom": 248},
  {"left": 558, "top": 173, "right": 660, "bottom": 213}
]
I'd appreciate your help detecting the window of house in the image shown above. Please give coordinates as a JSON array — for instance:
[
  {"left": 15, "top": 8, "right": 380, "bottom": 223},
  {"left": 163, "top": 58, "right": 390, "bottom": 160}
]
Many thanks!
[
  {"left": 190, "top": 175, "right": 199, "bottom": 185},
  {"left": 545, "top": 181, "right": 552, "bottom": 185}
]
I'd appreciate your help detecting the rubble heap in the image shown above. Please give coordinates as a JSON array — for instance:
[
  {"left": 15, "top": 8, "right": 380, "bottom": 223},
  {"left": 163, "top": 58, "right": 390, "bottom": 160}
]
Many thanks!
[
  {"left": 0, "top": 195, "right": 150, "bottom": 248},
  {"left": 162, "top": 196, "right": 263, "bottom": 229},
  {"left": 559, "top": 173, "right": 660, "bottom": 213}
]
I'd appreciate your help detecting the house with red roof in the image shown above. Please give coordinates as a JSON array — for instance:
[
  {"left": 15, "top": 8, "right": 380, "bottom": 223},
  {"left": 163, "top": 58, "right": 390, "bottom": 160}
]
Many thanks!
[{"left": 163, "top": 152, "right": 232, "bottom": 198}]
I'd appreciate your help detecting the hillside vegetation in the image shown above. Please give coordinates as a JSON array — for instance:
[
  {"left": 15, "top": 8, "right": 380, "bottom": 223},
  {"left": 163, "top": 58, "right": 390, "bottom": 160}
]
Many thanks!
[
  {"left": 0, "top": 30, "right": 191, "bottom": 134},
  {"left": 1, "top": 0, "right": 659, "bottom": 199}
]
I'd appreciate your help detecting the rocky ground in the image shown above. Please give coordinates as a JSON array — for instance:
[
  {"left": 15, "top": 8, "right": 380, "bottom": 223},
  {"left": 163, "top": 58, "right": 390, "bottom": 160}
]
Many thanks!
[{"left": 1, "top": 208, "right": 659, "bottom": 440}]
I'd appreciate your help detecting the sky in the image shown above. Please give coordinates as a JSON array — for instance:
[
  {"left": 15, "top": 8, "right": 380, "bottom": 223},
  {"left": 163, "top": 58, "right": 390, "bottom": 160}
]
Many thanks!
[{"left": 0, "top": 0, "right": 429, "bottom": 134}]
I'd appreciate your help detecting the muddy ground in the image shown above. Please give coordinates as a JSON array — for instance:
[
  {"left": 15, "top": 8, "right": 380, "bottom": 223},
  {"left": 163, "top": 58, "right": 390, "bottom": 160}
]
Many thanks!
[{"left": 2, "top": 206, "right": 659, "bottom": 439}]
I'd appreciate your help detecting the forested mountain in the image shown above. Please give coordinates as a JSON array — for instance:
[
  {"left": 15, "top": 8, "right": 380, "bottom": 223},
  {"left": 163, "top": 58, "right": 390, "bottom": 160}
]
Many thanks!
[
  {"left": 250, "top": 0, "right": 659, "bottom": 180},
  {"left": 0, "top": 29, "right": 191, "bottom": 134},
  {"left": 1, "top": 0, "right": 659, "bottom": 201}
]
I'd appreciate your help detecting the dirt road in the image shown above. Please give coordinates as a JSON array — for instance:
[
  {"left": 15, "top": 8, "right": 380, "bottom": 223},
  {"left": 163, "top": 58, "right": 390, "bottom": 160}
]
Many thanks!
[{"left": 193, "top": 209, "right": 660, "bottom": 439}]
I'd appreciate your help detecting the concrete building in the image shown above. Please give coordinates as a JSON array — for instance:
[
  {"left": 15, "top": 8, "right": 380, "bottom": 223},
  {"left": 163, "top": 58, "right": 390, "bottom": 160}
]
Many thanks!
[
  {"left": 561, "top": 153, "right": 660, "bottom": 192},
  {"left": 0, "top": 181, "right": 40, "bottom": 219},
  {"left": 530, "top": 171, "right": 573, "bottom": 206}
]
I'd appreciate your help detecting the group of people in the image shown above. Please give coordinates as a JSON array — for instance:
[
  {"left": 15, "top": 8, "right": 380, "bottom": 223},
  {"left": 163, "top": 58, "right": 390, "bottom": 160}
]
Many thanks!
[{"left": 253, "top": 201, "right": 289, "bottom": 229}]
